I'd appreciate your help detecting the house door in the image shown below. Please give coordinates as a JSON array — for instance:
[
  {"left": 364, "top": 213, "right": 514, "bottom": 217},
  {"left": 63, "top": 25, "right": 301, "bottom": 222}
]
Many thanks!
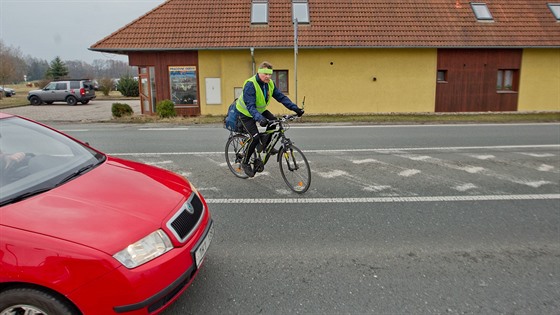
[
  {"left": 435, "top": 49, "right": 521, "bottom": 112},
  {"left": 139, "top": 66, "right": 156, "bottom": 114}
]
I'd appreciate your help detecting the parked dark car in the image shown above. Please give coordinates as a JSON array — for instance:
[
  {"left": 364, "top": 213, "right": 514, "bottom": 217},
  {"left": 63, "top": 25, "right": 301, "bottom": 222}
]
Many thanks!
[{"left": 0, "top": 87, "right": 15, "bottom": 97}]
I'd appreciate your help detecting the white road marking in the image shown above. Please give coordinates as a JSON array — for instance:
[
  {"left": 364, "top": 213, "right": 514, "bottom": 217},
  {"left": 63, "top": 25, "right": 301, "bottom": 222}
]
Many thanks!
[
  {"left": 285, "top": 123, "right": 560, "bottom": 129},
  {"left": 108, "top": 144, "right": 560, "bottom": 156},
  {"left": 518, "top": 152, "right": 556, "bottom": 157},
  {"left": 538, "top": 164, "right": 555, "bottom": 172},
  {"left": 524, "top": 181, "right": 554, "bottom": 188},
  {"left": 399, "top": 169, "right": 421, "bottom": 177},
  {"left": 405, "top": 155, "right": 431, "bottom": 161},
  {"left": 459, "top": 166, "right": 485, "bottom": 174},
  {"left": 454, "top": 183, "right": 478, "bottom": 191},
  {"left": 468, "top": 154, "right": 495, "bottom": 160},
  {"left": 363, "top": 185, "right": 392, "bottom": 192},
  {"left": 316, "top": 170, "right": 348, "bottom": 178},
  {"left": 352, "top": 158, "right": 379, "bottom": 164},
  {"left": 206, "top": 194, "right": 560, "bottom": 204},
  {"left": 396, "top": 153, "right": 556, "bottom": 188}
]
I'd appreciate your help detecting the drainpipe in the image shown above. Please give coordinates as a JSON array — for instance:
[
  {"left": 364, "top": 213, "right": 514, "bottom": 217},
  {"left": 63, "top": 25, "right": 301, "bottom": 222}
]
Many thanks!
[
  {"left": 250, "top": 47, "right": 255, "bottom": 74},
  {"left": 294, "top": 18, "right": 298, "bottom": 106}
]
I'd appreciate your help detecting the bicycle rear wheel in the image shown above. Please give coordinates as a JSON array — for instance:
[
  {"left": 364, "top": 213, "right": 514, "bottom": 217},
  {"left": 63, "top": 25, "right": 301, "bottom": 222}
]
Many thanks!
[
  {"left": 278, "top": 144, "right": 311, "bottom": 193},
  {"left": 225, "top": 133, "right": 249, "bottom": 178}
]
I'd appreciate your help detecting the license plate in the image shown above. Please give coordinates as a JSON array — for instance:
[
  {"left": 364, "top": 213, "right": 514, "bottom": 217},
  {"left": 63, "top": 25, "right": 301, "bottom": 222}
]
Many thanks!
[{"left": 194, "top": 223, "right": 214, "bottom": 268}]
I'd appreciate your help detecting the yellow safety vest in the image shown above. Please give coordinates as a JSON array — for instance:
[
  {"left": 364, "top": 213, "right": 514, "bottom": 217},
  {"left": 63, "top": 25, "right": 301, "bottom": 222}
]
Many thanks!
[{"left": 236, "top": 76, "right": 275, "bottom": 117}]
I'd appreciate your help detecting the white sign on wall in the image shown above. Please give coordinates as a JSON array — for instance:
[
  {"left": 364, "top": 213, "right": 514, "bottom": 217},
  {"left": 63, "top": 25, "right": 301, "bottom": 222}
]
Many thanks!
[{"left": 205, "top": 78, "right": 221, "bottom": 105}]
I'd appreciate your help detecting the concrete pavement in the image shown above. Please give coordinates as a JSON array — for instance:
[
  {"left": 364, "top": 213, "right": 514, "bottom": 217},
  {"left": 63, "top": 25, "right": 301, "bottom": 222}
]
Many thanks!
[{"left": 1, "top": 99, "right": 142, "bottom": 123}]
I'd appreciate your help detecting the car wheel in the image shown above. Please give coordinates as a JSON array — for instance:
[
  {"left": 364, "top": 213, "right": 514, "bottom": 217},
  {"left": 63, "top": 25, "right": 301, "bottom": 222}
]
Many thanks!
[
  {"left": 29, "top": 96, "right": 42, "bottom": 106},
  {"left": 66, "top": 96, "right": 78, "bottom": 106},
  {"left": 81, "top": 100, "right": 90, "bottom": 105},
  {"left": 0, "top": 287, "right": 78, "bottom": 315}
]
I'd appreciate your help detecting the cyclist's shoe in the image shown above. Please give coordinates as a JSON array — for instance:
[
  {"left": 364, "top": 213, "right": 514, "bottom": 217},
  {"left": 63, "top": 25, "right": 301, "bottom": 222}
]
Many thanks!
[{"left": 242, "top": 163, "right": 255, "bottom": 177}]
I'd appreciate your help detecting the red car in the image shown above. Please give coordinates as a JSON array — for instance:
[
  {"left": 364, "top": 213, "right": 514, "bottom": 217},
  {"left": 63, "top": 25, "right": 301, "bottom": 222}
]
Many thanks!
[{"left": 0, "top": 113, "right": 214, "bottom": 314}]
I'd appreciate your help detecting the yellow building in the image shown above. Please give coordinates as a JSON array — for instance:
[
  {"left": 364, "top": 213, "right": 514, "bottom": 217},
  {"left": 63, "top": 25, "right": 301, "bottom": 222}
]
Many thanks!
[{"left": 91, "top": 0, "right": 560, "bottom": 116}]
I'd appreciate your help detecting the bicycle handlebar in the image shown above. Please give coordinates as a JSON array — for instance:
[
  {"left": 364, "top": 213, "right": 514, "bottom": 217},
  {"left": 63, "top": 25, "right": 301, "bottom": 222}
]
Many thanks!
[{"left": 268, "top": 115, "right": 299, "bottom": 127}]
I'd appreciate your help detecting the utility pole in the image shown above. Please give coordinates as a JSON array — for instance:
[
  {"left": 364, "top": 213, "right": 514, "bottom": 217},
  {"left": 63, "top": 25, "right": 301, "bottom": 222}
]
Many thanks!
[{"left": 294, "top": 18, "right": 298, "bottom": 105}]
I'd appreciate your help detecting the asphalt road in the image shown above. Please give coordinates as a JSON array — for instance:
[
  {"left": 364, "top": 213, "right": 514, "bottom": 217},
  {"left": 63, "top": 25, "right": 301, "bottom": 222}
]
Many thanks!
[{"left": 47, "top": 122, "right": 560, "bottom": 315}]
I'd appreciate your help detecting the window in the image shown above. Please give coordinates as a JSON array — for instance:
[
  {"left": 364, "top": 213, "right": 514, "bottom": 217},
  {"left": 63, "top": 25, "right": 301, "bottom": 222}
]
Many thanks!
[
  {"left": 251, "top": 0, "right": 268, "bottom": 24},
  {"left": 497, "top": 69, "right": 518, "bottom": 91},
  {"left": 437, "top": 70, "right": 448, "bottom": 82},
  {"left": 272, "top": 70, "right": 289, "bottom": 93},
  {"left": 69, "top": 81, "right": 80, "bottom": 89},
  {"left": 55, "top": 83, "right": 67, "bottom": 90},
  {"left": 292, "top": 0, "right": 309, "bottom": 23},
  {"left": 471, "top": 3, "right": 493, "bottom": 21},
  {"left": 548, "top": 3, "right": 560, "bottom": 20}
]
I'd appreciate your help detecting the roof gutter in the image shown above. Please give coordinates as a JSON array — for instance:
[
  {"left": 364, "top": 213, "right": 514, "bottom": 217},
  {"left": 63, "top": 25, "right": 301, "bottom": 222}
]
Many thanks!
[{"left": 89, "top": 45, "right": 560, "bottom": 54}]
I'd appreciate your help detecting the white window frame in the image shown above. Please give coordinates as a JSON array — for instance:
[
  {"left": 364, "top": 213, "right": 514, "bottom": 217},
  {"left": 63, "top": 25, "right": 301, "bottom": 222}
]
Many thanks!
[
  {"left": 292, "top": 0, "right": 310, "bottom": 24},
  {"left": 251, "top": 0, "right": 268, "bottom": 24},
  {"left": 471, "top": 3, "right": 494, "bottom": 21},
  {"left": 548, "top": 3, "right": 560, "bottom": 20}
]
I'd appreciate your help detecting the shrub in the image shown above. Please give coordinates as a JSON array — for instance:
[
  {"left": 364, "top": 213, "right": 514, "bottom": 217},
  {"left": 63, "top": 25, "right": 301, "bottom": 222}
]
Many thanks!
[
  {"left": 156, "top": 100, "right": 176, "bottom": 118},
  {"left": 112, "top": 102, "right": 134, "bottom": 118},
  {"left": 117, "top": 75, "right": 139, "bottom": 97},
  {"left": 99, "top": 77, "right": 114, "bottom": 96}
]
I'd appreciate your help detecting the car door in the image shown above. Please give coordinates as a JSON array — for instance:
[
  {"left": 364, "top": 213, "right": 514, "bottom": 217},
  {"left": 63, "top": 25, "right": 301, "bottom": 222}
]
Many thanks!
[
  {"left": 41, "top": 82, "right": 59, "bottom": 102},
  {"left": 53, "top": 82, "right": 69, "bottom": 102}
]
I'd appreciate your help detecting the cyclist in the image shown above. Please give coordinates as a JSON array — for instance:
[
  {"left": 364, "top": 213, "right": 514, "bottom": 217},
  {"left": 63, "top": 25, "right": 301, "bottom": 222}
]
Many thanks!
[{"left": 236, "top": 61, "right": 304, "bottom": 177}]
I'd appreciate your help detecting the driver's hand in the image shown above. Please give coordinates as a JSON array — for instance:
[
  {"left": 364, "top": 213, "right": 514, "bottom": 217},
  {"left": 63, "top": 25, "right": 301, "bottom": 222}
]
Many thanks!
[{"left": 4, "top": 152, "right": 25, "bottom": 169}]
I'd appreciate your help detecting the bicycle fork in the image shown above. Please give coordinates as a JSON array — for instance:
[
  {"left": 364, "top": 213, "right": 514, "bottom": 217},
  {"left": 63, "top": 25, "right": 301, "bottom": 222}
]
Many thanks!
[{"left": 278, "top": 138, "right": 299, "bottom": 171}]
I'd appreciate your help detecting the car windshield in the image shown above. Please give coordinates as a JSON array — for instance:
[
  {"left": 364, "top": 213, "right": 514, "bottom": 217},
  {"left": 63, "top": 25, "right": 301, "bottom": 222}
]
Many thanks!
[{"left": 0, "top": 116, "right": 105, "bottom": 206}]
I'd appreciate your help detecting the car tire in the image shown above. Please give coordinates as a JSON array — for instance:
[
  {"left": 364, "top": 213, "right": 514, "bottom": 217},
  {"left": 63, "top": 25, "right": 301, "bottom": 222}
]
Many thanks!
[
  {"left": 29, "top": 96, "right": 42, "bottom": 106},
  {"left": 0, "top": 287, "right": 78, "bottom": 315},
  {"left": 66, "top": 96, "right": 78, "bottom": 106},
  {"left": 81, "top": 100, "right": 90, "bottom": 105}
]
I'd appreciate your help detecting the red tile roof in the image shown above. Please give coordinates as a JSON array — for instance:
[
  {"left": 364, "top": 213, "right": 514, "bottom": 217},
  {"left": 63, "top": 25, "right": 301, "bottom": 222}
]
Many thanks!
[{"left": 90, "top": 0, "right": 560, "bottom": 53}]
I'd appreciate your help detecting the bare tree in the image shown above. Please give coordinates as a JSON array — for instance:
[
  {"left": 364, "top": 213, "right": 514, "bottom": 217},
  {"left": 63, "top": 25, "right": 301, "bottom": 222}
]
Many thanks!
[{"left": 0, "top": 40, "right": 27, "bottom": 88}]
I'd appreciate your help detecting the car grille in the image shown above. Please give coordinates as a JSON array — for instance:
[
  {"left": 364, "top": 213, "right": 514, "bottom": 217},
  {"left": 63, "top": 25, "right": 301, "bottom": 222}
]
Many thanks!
[{"left": 167, "top": 193, "right": 204, "bottom": 243}]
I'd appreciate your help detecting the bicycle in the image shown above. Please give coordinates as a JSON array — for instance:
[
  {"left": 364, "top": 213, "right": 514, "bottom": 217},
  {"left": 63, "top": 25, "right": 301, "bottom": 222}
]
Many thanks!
[{"left": 225, "top": 115, "right": 311, "bottom": 194}]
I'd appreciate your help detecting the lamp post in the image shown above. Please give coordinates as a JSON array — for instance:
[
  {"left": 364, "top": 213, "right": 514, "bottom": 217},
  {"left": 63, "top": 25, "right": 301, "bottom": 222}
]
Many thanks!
[{"left": 294, "top": 18, "right": 298, "bottom": 106}]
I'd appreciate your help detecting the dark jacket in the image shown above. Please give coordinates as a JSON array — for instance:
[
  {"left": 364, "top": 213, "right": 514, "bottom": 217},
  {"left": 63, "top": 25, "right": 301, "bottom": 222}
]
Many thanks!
[{"left": 242, "top": 74, "right": 298, "bottom": 121}]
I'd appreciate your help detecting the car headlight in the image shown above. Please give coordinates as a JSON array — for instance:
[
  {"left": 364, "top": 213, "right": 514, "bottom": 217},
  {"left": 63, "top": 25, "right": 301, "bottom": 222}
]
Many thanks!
[{"left": 113, "top": 230, "right": 173, "bottom": 269}]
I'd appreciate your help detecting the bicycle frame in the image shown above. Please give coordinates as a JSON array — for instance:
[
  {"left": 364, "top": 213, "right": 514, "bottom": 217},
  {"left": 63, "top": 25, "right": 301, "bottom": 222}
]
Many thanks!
[{"left": 255, "top": 117, "right": 293, "bottom": 166}]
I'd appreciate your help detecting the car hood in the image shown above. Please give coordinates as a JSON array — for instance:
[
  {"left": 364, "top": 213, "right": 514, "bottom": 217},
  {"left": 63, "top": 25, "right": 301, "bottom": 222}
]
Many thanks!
[{"left": 1, "top": 157, "right": 192, "bottom": 255}]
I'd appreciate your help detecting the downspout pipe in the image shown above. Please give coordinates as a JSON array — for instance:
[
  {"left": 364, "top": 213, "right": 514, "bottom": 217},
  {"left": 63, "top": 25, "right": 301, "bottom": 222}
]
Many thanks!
[{"left": 250, "top": 47, "right": 255, "bottom": 74}]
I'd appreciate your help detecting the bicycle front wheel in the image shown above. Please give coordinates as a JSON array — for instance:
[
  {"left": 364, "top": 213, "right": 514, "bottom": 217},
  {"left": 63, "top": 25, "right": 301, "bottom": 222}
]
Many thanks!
[
  {"left": 225, "top": 133, "right": 249, "bottom": 178},
  {"left": 278, "top": 144, "right": 311, "bottom": 193}
]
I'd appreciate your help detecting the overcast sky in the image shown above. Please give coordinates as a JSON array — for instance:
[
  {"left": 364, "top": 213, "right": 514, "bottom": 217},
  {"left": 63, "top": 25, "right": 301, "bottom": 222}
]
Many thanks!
[{"left": 0, "top": 0, "right": 167, "bottom": 63}]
